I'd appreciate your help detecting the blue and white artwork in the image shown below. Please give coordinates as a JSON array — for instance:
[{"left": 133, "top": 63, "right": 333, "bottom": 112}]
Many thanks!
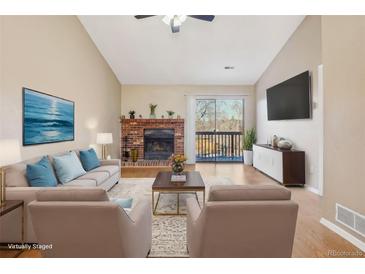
[{"left": 23, "top": 88, "right": 74, "bottom": 146}]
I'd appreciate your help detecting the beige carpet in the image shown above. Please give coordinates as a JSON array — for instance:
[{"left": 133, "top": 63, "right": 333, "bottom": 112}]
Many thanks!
[{"left": 108, "top": 176, "right": 234, "bottom": 257}]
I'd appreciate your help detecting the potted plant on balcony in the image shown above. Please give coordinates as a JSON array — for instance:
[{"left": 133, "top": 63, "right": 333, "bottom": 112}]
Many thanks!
[{"left": 243, "top": 128, "right": 256, "bottom": 165}]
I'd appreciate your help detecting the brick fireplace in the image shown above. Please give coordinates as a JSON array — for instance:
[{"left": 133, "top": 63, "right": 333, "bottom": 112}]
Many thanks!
[{"left": 121, "top": 118, "right": 184, "bottom": 163}]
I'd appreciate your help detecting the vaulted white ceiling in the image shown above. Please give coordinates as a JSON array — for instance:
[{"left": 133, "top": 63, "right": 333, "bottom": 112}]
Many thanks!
[{"left": 78, "top": 15, "right": 305, "bottom": 85}]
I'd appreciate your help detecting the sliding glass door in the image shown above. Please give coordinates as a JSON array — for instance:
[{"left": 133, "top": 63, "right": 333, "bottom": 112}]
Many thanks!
[{"left": 195, "top": 98, "right": 244, "bottom": 162}]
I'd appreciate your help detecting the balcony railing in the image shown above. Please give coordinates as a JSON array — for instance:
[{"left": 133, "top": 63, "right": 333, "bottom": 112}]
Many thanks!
[{"left": 195, "top": 131, "right": 243, "bottom": 162}]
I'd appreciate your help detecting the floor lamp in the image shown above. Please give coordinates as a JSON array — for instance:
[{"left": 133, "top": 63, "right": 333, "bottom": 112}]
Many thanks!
[
  {"left": 0, "top": 139, "right": 21, "bottom": 207},
  {"left": 96, "top": 133, "right": 113, "bottom": 160}
]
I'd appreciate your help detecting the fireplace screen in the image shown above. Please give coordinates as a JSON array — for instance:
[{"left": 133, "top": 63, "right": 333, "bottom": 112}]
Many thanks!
[{"left": 144, "top": 129, "right": 174, "bottom": 160}]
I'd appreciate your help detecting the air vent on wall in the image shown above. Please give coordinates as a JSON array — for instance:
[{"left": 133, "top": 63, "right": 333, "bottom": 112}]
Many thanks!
[
  {"left": 355, "top": 214, "right": 365, "bottom": 236},
  {"left": 336, "top": 203, "right": 365, "bottom": 237}
]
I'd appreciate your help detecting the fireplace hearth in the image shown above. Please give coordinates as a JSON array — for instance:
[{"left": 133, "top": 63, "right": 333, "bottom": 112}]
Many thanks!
[{"left": 144, "top": 129, "right": 174, "bottom": 160}]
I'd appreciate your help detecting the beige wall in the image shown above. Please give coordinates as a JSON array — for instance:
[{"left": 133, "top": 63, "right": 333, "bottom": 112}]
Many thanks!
[
  {"left": 0, "top": 16, "right": 121, "bottom": 160},
  {"left": 322, "top": 16, "right": 365, "bottom": 242},
  {"left": 255, "top": 16, "right": 322, "bottom": 191},
  {"left": 121, "top": 85, "right": 256, "bottom": 130}
]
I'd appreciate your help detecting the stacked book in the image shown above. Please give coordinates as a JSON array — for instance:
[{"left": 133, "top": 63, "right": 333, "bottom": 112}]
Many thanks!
[{"left": 171, "top": 174, "right": 186, "bottom": 182}]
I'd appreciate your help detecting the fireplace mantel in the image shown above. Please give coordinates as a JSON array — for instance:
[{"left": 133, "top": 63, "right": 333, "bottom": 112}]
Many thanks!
[{"left": 121, "top": 118, "right": 184, "bottom": 161}]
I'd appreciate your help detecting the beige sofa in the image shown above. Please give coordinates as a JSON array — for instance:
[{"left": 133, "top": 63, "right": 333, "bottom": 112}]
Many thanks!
[
  {"left": 187, "top": 185, "right": 299, "bottom": 258},
  {"left": 0, "top": 149, "right": 120, "bottom": 243},
  {"left": 28, "top": 188, "right": 152, "bottom": 258}
]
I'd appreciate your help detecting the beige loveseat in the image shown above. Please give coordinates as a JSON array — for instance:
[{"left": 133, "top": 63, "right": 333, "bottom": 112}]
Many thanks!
[
  {"left": 187, "top": 185, "right": 299, "bottom": 258},
  {"left": 28, "top": 188, "right": 152, "bottom": 258},
  {"left": 0, "top": 149, "right": 120, "bottom": 243}
]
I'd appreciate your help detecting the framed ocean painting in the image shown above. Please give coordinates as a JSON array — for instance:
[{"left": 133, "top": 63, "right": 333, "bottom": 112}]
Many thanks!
[{"left": 23, "top": 88, "right": 75, "bottom": 146}]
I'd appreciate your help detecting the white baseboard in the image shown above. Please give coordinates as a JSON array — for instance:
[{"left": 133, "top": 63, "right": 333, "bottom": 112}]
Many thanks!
[
  {"left": 305, "top": 185, "right": 321, "bottom": 196},
  {"left": 320, "top": 217, "right": 365, "bottom": 252}
]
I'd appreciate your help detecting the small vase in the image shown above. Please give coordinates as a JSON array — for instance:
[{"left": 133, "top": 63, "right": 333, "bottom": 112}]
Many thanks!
[
  {"left": 129, "top": 114, "right": 135, "bottom": 119},
  {"left": 172, "top": 162, "right": 184, "bottom": 174},
  {"left": 271, "top": 135, "right": 279, "bottom": 147},
  {"left": 130, "top": 149, "right": 138, "bottom": 162}
]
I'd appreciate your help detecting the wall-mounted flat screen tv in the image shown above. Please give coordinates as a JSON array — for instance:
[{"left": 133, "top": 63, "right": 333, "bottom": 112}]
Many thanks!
[{"left": 266, "top": 71, "right": 311, "bottom": 120}]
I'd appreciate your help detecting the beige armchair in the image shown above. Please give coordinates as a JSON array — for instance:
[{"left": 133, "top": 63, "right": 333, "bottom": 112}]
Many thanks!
[
  {"left": 28, "top": 188, "right": 152, "bottom": 258},
  {"left": 187, "top": 185, "right": 299, "bottom": 258}
]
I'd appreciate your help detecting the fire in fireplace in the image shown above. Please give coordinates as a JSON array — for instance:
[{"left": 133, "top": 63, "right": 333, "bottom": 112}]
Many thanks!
[{"left": 144, "top": 129, "right": 174, "bottom": 160}]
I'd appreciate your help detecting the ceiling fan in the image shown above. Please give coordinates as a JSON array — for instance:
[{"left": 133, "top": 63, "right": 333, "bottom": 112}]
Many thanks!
[{"left": 134, "top": 15, "right": 215, "bottom": 33}]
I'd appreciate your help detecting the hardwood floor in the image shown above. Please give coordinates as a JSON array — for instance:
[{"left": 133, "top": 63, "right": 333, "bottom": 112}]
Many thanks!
[
  {"left": 1, "top": 163, "right": 363, "bottom": 258},
  {"left": 123, "top": 163, "right": 364, "bottom": 258}
]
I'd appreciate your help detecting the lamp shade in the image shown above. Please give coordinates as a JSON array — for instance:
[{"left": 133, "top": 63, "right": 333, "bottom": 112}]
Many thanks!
[
  {"left": 0, "top": 139, "right": 21, "bottom": 167},
  {"left": 96, "top": 133, "right": 113, "bottom": 144}
]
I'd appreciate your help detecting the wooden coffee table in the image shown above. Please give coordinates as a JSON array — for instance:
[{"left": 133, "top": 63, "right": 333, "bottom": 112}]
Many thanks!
[{"left": 152, "top": 171, "right": 205, "bottom": 215}]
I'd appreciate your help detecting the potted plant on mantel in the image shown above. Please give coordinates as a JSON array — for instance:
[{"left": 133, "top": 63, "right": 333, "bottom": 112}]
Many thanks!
[
  {"left": 243, "top": 128, "right": 256, "bottom": 165},
  {"left": 166, "top": 110, "right": 175, "bottom": 119},
  {"left": 149, "top": 104, "right": 157, "bottom": 118},
  {"left": 129, "top": 110, "right": 136, "bottom": 119}
]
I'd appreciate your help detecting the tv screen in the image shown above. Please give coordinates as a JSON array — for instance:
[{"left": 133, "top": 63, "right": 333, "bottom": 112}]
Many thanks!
[{"left": 266, "top": 71, "right": 311, "bottom": 120}]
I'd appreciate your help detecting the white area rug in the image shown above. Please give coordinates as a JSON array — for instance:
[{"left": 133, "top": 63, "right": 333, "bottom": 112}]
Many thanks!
[{"left": 108, "top": 176, "right": 234, "bottom": 257}]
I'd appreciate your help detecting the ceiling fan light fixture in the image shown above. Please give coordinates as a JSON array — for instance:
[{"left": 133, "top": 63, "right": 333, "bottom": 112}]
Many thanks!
[
  {"left": 162, "top": 15, "right": 187, "bottom": 26},
  {"left": 136, "top": 15, "right": 214, "bottom": 33}
]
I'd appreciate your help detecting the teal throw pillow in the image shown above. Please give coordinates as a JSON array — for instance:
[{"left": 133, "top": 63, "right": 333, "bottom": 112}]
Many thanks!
[
  {"left": 26, "top": 156, "right": 57, "bottom": 187},
  {"left": 79, "top": 148, "right": 100, "bottom": 171},
  {"left": 110, "top": 197, "right": 133, "bottom": 209}
]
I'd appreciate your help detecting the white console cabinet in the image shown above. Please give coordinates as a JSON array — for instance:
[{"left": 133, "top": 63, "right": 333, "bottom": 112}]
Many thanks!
[{"left": 253, "top": 144, "right": 305, "bottom": 186}]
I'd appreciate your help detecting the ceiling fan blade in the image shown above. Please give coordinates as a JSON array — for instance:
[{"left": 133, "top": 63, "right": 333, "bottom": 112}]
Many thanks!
[
  {"left": 134, "top": 15, "right": 156, "bottom": 19},
  {"left": 188, "top": 15, "right": 215, "bottom": 22}
]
